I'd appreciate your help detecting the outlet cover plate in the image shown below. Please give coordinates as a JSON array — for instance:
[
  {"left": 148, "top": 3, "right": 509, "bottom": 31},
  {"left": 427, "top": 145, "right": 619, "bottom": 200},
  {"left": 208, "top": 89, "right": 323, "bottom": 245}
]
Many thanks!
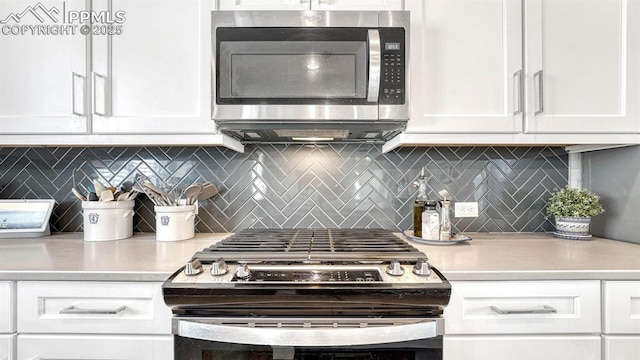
[{"left": 455, "top": 202, "right": 479, "bottom": 217}]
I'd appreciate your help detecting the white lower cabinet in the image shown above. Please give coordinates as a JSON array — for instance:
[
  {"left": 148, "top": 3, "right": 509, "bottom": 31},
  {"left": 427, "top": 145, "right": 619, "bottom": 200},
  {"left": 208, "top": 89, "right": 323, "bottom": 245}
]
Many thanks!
[
  {"left": 17, "top": 281, "right": 171, "bottom": 334},
  {"left": 0, "top": 282, "right": 14, "bottom": 334},
  {"left": 16, "top": 281, "right": 172, "bottom": 360},
  {"left": 0, "top": 335, "right": 15, "bottom": 360},
  {"left": 603, "top": 281, "right": 640, "bottom": 359},
  {"left": 17, "top": 334, "right": 172, "bottom": 360},
  {"left": 603, "top": 335, "right": 640, "bottom": 360},
  {"left": 0, "top": 282, "right": 15, "bottom": 360},
  {"left": 603, "top": 281, "right": 640, "bottom": 334},
  {"left": 445, "top": 335, "right": 601, "bottom": 360},
  {"left": 443, "top": 280, "right": 601, "bottom": 360}
]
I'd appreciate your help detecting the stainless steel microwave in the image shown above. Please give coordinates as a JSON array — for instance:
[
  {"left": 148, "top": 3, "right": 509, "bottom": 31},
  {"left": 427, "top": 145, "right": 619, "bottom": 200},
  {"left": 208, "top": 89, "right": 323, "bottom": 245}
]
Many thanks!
[{"left": 211, "top": 10, "right": 410, "bottom": 143}]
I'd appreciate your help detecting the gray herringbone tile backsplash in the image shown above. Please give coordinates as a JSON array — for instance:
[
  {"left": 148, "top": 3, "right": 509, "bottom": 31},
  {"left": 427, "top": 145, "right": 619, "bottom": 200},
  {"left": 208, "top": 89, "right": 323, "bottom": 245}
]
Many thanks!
[{"left": 0, "top": 145, "right": 567, "bottom": 233}]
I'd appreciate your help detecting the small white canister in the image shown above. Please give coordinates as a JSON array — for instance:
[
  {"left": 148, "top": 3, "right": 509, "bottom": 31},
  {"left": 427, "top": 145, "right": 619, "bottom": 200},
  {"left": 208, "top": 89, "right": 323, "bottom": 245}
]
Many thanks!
[
  {"left": 82, "top": 200, "right": 135, "bottom": 241},
  {"left": 154, "top": 204, "right": 196, "bottom": 241}
]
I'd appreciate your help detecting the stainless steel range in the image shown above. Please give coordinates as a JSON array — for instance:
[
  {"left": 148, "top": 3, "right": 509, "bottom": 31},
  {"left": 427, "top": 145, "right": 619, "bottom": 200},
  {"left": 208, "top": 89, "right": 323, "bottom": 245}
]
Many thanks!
[{"left": 163, "top": 228, "right": 451, "bottom": 360}]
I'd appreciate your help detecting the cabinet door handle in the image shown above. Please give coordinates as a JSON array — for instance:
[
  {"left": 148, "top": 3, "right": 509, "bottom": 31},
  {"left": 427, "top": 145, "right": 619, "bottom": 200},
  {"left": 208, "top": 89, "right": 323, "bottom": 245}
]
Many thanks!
[
  {"left": 512, "top": 69, "right": 523, "bottom": 115},
  {"left": 490, "top": 304, "right": 557, "bottom": 315},
  {"left": 534, "top": 70, "right": 544, "bottom": 115},
  {"left": 71, "top": 72, "right": 86, "bottom": 116},
  {"left": 59, "top": 305, "right": 126, "bottom": 315},
  {"left": 92, "top": 72, "right": 109, "bottom": 116}
]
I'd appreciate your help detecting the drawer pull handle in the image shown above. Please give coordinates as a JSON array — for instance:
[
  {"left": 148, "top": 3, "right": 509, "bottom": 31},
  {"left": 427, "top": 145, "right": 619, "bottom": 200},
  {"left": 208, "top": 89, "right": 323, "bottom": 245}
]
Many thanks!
[
  {"left": 490, "top": 305, "right": 557, "bottom": 315},
  {"left": 59, "top": 305, "right": 126, "bottom": 315}
]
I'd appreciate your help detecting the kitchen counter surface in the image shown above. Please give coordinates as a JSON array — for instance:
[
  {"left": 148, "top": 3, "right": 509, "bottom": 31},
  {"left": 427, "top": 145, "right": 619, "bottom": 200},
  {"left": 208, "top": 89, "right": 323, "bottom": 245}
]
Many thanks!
[
  {"left": 0, "top": 232, "right": 639, "bottom": 281},
  {"left": 414, "top": 232, "right": 640, "bottom": 281}
]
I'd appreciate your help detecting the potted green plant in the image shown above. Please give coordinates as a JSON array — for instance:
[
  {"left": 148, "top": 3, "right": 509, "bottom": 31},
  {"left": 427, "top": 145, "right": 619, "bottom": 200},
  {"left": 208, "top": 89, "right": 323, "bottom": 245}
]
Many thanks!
[{"left": 546, "top": 186, "right": 605, "bottom": 240}]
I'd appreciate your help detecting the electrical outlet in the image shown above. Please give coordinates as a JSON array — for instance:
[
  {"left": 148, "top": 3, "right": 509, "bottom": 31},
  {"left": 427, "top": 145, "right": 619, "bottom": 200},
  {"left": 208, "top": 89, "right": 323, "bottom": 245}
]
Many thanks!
[{"left": 455, "top": 202, "right": 479, "bottom": 217}]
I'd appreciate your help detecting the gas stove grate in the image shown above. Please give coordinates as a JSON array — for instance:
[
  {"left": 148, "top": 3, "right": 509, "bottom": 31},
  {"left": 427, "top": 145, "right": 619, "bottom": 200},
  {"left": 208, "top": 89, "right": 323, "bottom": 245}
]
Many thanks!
[{"left": 193, "top": 228, "right": 424, "bottom": 263}]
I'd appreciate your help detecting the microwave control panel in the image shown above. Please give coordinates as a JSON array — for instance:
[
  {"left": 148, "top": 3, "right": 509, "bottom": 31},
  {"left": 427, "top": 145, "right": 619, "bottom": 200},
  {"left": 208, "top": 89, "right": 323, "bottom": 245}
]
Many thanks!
[{"left": 379, "top": 28, "right": 406, "bottom": 105}]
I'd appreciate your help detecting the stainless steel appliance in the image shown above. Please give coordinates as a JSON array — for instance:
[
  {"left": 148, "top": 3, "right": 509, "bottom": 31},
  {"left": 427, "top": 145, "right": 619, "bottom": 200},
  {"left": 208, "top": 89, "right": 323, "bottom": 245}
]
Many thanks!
[
  {"left": 211, "top": 11, "right": 410, "bottom": 143},
  {"left": 163, "top": 228, "right": 450, "bottom": 360}
]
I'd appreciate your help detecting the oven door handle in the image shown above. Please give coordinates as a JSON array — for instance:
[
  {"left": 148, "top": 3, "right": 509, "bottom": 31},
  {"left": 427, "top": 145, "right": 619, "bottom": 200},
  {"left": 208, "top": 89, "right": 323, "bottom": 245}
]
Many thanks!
[
  {"left": 175, "top": 318, "right": 441, "bottom": 347},
  {"left": 367, "top": 29, "right": 381, "bottom": 103}
]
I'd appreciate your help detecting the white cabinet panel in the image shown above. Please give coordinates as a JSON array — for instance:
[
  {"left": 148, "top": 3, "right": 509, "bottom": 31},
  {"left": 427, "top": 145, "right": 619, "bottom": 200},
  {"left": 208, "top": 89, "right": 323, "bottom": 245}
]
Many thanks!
[
  {"left": 444, "top": 335, "right": 601, "bottom": 360},
  {"left": 0, "top": 0, "right": 88, "bottom": 134},
  {"left": 17, "top": 281, "right": 171, "bottom": 334},
  {"left": 217, "top": 0, "right": 310, "bottom": 10},
  {"left": 405, "top": 0, "right": 522, "bottom": 134},
  {"left": 604, "top": 281, "right": 640, "bottom": 333},
  {"left": 524, "top": 0, "right": 640, "bottom": 133},
  {"left": 0, "top": 282, "right": 14, "bottom": 333},
  {"left": 217, "top": 0, "right": 401, "bottom": 10},
  {"left": 91, "top": 0, "right": 214, "bottom": 134},
  {"left": 0, "top": 335, "right": 15, "bottom": 360},
  {"left": 603, "top": 335, "right": 640, "bottom": 360},
  {"left": 17, "top": 334, "right": 172, "bottom": 360},
  {"left": 311, "top": 0, "right": 402, "bottom": 10},
  {"left": 444, "top": 280, "right": 601, "bottom": 334}
]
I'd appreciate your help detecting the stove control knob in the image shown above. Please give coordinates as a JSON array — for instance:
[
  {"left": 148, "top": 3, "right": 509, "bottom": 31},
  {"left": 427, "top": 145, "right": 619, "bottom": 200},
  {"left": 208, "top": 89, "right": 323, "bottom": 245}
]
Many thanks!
[
  {"left": 386, "top": 259, "right": 404, "bottom": 276},
  {"left": 235, "top": 263, "right": 251, "bottom": 279},
  {"left": 210, "top": 258, "right": 228, "bottom": 276},
  {"left": 413, "top": 258, "right": 432, "bottom": 276},
  {"left": 184, "top": 259, "right": 203, "bottom": 276}
]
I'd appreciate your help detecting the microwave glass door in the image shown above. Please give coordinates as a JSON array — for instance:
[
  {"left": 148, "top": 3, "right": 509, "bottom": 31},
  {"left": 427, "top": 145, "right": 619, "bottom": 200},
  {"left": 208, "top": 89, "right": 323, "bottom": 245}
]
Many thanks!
[{"left": 216, "top": 28, "right": 369, "bottom": 105}]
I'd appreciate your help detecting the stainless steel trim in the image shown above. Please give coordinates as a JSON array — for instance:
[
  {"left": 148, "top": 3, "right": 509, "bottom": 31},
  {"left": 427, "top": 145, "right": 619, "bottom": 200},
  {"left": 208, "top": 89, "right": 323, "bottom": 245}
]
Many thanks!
[
  {"left": 490, "top": 304, "right": 557, "bottom": 315},
  {"left": 71, "top": 72, "right": 85, "bottom": 116},
  {"left": 211, "top": 10, "right": 379, "bottom": 29},
  {"left": 59, "top": 305, "right": 126, "bottom": 315},
  {"left": 213, "top": 104, "right": 378, "bottom": 121},
  {"left": 513, "top": 69, "right": 523, "bottom": 115},
  {"left": 174, "top": 317, "right": 442, "bottom": 346},
  {"left": 367, "top": 29, "right": 381, "bottom": 103},
  {"left": 91, "top": 72, "right": 108, "bottom": 116},
  {"left": 534, "top": 69, "right": 544, "bottom": 115}
]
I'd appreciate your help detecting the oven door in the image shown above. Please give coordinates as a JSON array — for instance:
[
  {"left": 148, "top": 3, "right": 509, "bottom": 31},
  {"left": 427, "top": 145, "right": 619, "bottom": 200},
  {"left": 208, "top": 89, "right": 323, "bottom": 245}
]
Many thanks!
[{"left": 173, "top": 317, "right": 443, "bottom": 360}]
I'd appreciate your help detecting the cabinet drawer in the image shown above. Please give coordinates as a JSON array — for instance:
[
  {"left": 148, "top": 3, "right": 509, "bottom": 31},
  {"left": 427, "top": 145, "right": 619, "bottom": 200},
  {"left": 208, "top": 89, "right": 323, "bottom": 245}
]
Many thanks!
[
  {"left": 0, "top": 334, "right": 15, "bottom": 360},
  {"left": 0, "top": 282, "right": 14, "bottom": 333},
  {"left": 444, "top": 280, "right": 601, "bottom": 334},
  {"left": 604, "top": 281, "right": 640, "bottom": 333},
  {"left": 17, "top": 281, "right": 171, "bottom": 334},
  {"left": 17, "top": 334, "right": 172, "bottom": 360},
  {"left": 603, "top": 335, "right": 640, "bottom": 360},
  {"left": 444, "top": 335, "right": 601, "bottom": 360}
]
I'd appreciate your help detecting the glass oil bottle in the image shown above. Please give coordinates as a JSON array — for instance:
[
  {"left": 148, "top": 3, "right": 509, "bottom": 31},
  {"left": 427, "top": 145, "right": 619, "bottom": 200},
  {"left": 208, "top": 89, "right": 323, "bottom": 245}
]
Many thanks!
[{"left": 412, "top": 169, "right": 429, "bottom": 238}]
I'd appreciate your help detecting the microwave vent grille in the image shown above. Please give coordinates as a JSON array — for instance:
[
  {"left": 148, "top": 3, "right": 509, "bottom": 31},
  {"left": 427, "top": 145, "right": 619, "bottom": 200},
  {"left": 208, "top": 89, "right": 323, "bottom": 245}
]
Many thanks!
[{"left": 274, "top": 129, "right": 350, "bottom": 139}]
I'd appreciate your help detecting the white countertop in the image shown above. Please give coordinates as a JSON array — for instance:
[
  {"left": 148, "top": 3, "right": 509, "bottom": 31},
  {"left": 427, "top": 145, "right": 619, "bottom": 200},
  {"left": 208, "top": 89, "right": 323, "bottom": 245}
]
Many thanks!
[
  {"left": 0, "top": 233, "right": 226, "bottom": 281},
  {"left": 0, "top": 232, "right": 639, "bottom": 281},
  {"left": 411, "top": 233, "right": 640, "bottom": 281}
]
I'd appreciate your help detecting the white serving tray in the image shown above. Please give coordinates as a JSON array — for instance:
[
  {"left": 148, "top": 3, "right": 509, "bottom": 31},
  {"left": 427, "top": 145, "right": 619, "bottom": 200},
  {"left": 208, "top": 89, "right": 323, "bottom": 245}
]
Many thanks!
[{"left": 403, "top": 229, "right": 472, "bottom": 246}]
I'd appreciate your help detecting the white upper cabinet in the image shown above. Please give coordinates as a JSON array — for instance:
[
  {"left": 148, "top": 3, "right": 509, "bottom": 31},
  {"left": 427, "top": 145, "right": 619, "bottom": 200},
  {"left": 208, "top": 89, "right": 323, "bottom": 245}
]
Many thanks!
[
  {"left": 311, "top": 0, "right": 402, "bottom": 10},
  {"left": 0, "top": 0, "right": 89, "bottom": 134},
  {"left": 524, "top": 0, "right": 640, "bottom": 133},
  {"left": 91, "top": 0, "right": 215, "bottom": 134},
  {"left": 405, "top": 0, "right": 523, "bottom": 133},
  {"left": 217, "top": 0, "right": 402, "bottom": 10},
  {"left": 217, "top": 0, "right": 311, "bottom": 10}
]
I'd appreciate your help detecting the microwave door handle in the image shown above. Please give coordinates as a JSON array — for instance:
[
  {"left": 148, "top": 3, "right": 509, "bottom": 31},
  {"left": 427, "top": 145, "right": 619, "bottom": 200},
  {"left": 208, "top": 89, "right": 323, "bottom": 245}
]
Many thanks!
[{"left": 367, "top": 29, "right": 381, "bottom": 103}]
